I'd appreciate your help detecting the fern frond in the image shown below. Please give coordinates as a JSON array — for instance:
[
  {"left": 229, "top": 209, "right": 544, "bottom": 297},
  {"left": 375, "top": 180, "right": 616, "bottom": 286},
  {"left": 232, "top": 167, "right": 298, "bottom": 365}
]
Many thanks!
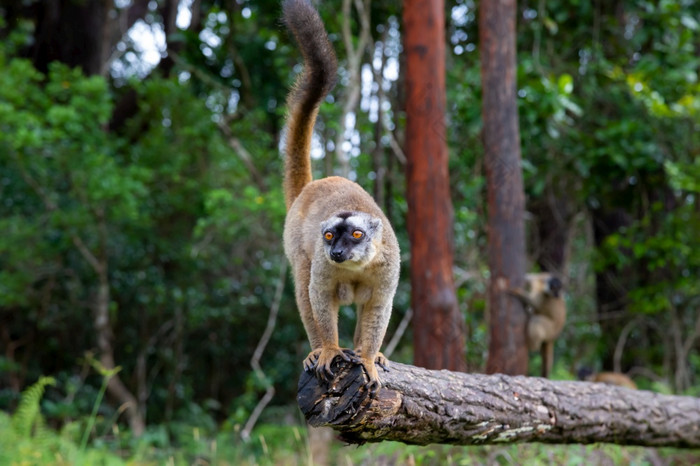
[{"left": 12, "top": 376, "right": 56, "bottom": 437}]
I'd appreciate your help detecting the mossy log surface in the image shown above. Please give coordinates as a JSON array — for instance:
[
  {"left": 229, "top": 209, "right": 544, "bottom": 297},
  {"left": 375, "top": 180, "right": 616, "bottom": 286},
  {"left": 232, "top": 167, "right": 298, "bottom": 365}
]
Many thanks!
[{"left": 297, "top": 360, "right": 700, "bottom": 447}]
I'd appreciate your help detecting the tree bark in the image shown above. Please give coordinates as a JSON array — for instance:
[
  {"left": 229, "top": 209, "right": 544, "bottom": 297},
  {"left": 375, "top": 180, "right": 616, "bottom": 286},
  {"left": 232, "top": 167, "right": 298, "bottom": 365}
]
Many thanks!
[
  {"left": 334, "top": 0, "right": 371, "bottom": 178},
  {"left": 72, "top": 222, "right": 145, "bottom": 437},
  {"left": 93, "top": 257, "right": 146, "bottom": 437},
  {"left": 530, "top": 190, "right": 574, "bottom": 275},
  {"left": 27, "top": 0, "right": 112, "bottom": 75},
  {"left": 480, "top": 0, "right": 528, "bottom": 375},
  {"left": 591, "top": 206, "right": 633, "bottom": 371},
  {"left": 297, "top": 360, "right": 700, "bottom": 448},
  {"left": 12, "top": 0, "right": 151, "bottom": 76},
  {"left": 403, "top": 0, "right": 466, "bottom": 372}
]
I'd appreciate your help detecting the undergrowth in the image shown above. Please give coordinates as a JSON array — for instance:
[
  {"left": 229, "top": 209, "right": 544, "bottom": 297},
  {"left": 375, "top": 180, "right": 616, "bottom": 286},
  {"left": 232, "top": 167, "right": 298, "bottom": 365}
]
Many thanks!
[
  {"left": 0, "top": 375, "right": 125, "bottom": 465},
  {"left": 0, "top": 377, "right": 697, "bottom": 466}
]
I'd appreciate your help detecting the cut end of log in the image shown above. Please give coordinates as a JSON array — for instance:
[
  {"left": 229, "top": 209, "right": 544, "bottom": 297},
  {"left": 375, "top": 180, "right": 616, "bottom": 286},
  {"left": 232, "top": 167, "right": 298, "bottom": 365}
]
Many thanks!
[{"left": 297, "top": 359, "right": 402, "bottom": 444}]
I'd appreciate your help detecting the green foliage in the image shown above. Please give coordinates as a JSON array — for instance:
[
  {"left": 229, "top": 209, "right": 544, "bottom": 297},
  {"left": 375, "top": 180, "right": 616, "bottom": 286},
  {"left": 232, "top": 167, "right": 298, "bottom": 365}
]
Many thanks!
[
  {"left": 338, "top": 440, "right": 680, "bottom": 465},
  {"left": 1, "top": 411, "right": 697, "bottom": 465},
  {"left": 0, "top": 29, "right": 303, "bottom": 421},
  {"left": 1, "top": 0, "right": 699, "bottom": 450},
  {"left": 0, "top": 376, "right": 137, "bottom": 465},
  {"left": 596, "top": 200, "right": 700, "bottom": 316},
  {"left": 216, "top": 423, "right": 699, "bottom": 465},
  {"left": 666, "top": 159, "right": 700, "bottom": 193},
  {"left": 0, "top": 377, "right": 78, "bottom": 465},
  {"left": 11, "top": 376, "right": 55, "bottom": 439}
]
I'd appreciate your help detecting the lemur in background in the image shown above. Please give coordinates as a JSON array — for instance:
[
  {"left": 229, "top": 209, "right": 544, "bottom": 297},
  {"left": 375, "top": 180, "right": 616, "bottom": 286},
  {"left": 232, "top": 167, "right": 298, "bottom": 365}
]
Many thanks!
[{"left": 509, "top": 273, "right": 566, "bottom": 378}]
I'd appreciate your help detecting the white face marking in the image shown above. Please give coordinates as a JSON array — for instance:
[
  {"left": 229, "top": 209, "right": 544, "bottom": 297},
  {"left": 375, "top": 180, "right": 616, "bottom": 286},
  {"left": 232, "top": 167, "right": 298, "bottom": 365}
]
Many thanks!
[
  {"left": 344, "top": 215, "right": 366, "bottom": 231},
  {"left": 319, "top": 212, "right": 382, "bottom": 268},
  {"left": 322, "top": 216, "right": 345, "bottom": 231}
]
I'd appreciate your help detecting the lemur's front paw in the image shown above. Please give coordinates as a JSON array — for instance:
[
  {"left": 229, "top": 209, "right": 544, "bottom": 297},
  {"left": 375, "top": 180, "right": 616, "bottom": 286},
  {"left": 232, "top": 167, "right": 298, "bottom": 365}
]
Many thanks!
[
  {"left": 358, "top": 356, "right": 382, "bottom": 398},
  {"left": 305, "top": 347, "right": 357, "bottom": 381},
  {"left": 374, "top": 351, "right": 390, "bottom": 372},
  {"left": 364, "top": 379, "right": 381, "bottom": 398},
  {"left": 302, "top": 349, "right": 322, "bottom": 373},
  {"left": 354, "top": 349, "right": 390, "bottom": 372}
]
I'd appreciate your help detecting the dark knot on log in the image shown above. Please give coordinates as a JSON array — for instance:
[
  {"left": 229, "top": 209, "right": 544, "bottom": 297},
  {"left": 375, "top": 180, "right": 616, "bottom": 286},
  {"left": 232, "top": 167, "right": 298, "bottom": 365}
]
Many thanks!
[{"left": 297, "top": 359, "right": 402, "bottom": 443}]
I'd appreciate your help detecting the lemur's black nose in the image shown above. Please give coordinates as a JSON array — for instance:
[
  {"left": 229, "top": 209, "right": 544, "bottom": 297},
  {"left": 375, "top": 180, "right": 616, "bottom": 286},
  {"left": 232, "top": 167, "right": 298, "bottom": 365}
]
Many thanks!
[{"left": 330, "top": 250, "right": 345, "bottom": 262}]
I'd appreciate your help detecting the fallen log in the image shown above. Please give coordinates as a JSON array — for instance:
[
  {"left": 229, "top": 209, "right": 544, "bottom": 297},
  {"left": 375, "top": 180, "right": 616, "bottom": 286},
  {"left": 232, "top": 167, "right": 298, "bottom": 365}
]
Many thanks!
[{"left": 297, "top": 359, "right": 700, "bottom": 447}]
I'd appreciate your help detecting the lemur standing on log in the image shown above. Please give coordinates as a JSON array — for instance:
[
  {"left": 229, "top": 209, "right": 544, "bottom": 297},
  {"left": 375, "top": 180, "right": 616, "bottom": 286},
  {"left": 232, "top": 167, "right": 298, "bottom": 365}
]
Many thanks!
[{"left": 281, "top": 0, "right": 400, "bottom": 395}]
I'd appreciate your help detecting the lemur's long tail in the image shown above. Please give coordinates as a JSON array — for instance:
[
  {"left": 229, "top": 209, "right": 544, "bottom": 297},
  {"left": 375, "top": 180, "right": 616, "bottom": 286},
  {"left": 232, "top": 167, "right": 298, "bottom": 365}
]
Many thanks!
[{"left": 281, "top": 0, "right": 338, "bottom": 209}]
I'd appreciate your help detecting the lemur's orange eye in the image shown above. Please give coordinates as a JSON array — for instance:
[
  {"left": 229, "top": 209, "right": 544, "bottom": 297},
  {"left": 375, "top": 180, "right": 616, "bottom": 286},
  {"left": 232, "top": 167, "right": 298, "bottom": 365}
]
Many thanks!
[
  {"left": 352, "top": 230, "right": 364, "bottom": 239},
  {"left": 324, "top": 232, "right": 333, "bottom": 241}
]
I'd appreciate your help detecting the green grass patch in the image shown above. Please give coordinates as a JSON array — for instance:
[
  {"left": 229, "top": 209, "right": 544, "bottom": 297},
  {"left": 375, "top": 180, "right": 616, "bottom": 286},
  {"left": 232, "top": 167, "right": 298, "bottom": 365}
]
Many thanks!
[{"left": 0, "top": 376, "right": 696, "bottom": 466}]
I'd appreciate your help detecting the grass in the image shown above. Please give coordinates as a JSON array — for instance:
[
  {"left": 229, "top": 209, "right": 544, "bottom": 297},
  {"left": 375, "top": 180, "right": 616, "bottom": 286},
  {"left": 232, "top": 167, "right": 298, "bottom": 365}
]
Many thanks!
[
  {"left": 1, "top": 376, "right": 697, "bottom": 465},
  {"left": 237, "top": 429, "right": 699, "bottom": 466},
  {"left": 2, "top": 414, "right": 699, "bottom": 466}
]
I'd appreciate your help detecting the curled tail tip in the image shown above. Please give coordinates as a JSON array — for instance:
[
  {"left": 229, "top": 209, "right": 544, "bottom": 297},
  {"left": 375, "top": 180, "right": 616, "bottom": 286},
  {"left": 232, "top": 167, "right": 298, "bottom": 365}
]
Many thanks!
[
  {"left": 281, "top": 0, "right": 338, "bottom": 94},
  {"left": 281, "top": 0, "right": 313, "bottom": 20},
  {"left": 281, "top": 0, "right": 316, "bottom": 33}
]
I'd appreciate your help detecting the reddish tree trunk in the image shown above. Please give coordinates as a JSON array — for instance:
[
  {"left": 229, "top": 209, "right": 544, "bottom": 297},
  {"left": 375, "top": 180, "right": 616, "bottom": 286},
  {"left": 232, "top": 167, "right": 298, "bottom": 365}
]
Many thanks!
[
  {"left": 480, "top": 0, "right": 528, "bottom": 375},
  {"left": 403, "top": 0, "right": 466, "bottom": 372}
]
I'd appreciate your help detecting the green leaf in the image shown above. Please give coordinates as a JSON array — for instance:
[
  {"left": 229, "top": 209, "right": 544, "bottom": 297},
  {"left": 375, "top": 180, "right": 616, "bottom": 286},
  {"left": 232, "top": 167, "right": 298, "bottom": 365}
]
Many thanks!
[{"left": 557, "top": 73, "right": 574, "bottom": 95}]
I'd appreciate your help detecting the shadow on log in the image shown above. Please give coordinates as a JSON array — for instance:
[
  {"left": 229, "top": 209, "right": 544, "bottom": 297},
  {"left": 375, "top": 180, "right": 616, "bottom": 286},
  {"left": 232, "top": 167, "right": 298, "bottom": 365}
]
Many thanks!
[{"left": 297, "top": 359, "right": 700, "bottom": 447}]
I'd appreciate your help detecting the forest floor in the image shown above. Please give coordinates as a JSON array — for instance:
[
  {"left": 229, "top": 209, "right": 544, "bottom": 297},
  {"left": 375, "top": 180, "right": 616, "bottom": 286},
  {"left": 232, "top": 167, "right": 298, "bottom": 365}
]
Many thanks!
[{"left": 2, "top": 416, "right": 699, "bottom": 466}]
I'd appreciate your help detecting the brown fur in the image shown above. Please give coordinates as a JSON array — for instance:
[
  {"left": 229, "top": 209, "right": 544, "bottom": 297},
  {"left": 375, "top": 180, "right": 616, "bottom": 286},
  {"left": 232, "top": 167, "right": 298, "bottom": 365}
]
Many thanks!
[
  {"left": 509, "top": 273, "right": 566, "bottom": 378},
  {"left": 281, "top": 0, "right": 337, "bottom": 209},
  {"left": 282, "top": 0, "right": 400, "bottom": 393},
  {"left": 588, "top": 372, "right": 637, "bottom": 389}
]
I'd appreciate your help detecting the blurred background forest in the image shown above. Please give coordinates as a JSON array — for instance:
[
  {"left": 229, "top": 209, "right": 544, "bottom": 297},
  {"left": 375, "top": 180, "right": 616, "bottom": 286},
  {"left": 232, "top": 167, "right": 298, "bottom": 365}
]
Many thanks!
[{"left": 0, "top": 0, "right": 699, "bottom": 464}]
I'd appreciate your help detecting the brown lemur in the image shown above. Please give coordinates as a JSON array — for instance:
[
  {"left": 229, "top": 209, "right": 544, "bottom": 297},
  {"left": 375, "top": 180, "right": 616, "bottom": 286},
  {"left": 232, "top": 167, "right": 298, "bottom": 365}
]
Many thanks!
[
  {"left": 281, "top": 0, "right": 400, "bottom": 393},
  {"left": 577, "top": 368, "right": 637, "bottom": 390},
  {"left": 509, "top": 273, "right": 566, "bottom": 378}
]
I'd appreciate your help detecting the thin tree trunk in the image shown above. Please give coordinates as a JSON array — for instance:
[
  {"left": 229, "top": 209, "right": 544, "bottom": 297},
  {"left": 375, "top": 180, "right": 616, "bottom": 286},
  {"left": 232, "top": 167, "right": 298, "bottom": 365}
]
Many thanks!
[
  {"left": 95, "top": 269, "right": 145, "bottom": 436},
  {"left": 403, "top": 0, "right": 465, "bottom": 372},
  {"left": 530, "top": 189, "right": 574, "bottom": 274},
  {"left": 480, "top": 0, "right": 528, "bottom": 375},
  {"left": 297, "top": 360, "right": 700, "bottom": 447},
  {"left": 591, "top": 206, "right": 632, "bottom": 371},
  {"left": 372, "top": 37, "right": 388, "bottom": 206},
  {"left": 73, "top": 224, "right": 145, "bottom": 436},
  {"left": 334, "top": 0, "right": 371, "bottom": 177}
]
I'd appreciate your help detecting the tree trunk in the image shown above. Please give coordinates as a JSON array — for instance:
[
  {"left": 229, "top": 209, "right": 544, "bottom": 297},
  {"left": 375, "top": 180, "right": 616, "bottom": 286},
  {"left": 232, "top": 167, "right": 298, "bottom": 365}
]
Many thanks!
[
  {"left": 479, "top": 0, "right": 528, "bottom": 375},
  {"left": 73, "top": 222, "right": 146, "bottom": 437},
  {"left": 16, "top": 0, "right": 152, "bottom": 76},
  {"left": 95, "top": 267, "right": 146, "bottom": 437},
  {"left": 334, "top": 0, "right": 371, "bottom": 178},
  {"left": 297, "top": 360, "right": 700, "bottom": 447},
  {"left": 27, "top": 0, "right": 112, "bottom": 75},
  {"left": 403, "top": 0, "right": 466, "bottom": 372},
  {"left": 591, "top": 206, "right": 633, "bottom": 371},
  {"left": 530, "top": 191, "right": 574, "bottom": 275},
  {"left": 372, "top": 36, "right": 388, "bottom": 208}
]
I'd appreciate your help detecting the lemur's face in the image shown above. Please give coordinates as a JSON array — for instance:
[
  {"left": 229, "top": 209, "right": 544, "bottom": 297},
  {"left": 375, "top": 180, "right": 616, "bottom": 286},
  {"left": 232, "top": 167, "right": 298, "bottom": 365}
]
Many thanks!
[
  {"left": 547, "top": 277, "right": 563, "bottom": 298},
  {"left": 320, "top": 211, "right": 382, "bottom": 268},
  {"left": 525, "top": 273, "right": 563, "bottom": 298}
]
